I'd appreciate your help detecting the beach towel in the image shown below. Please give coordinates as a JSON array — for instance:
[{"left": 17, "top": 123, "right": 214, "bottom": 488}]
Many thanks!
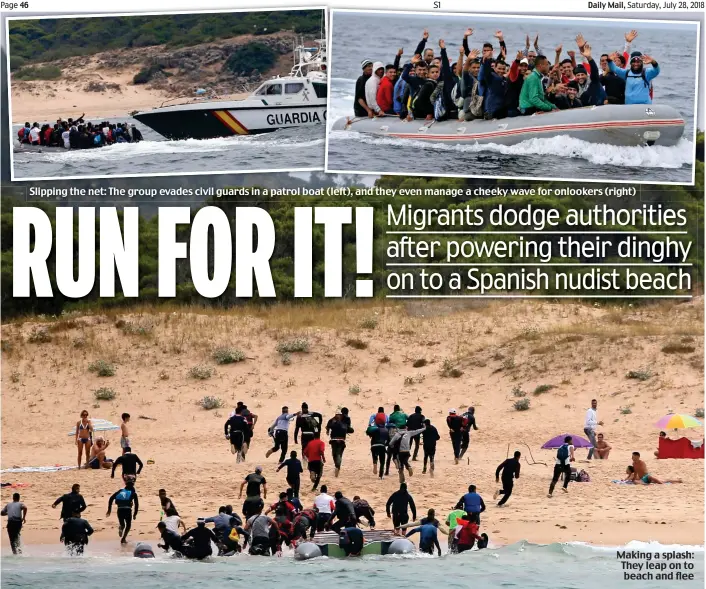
[
  {"left": 66, "top": 419, "right": 120, "bottom": 436},
  {"left": 611, "top": 480, "right": 672, "bottom": 485},
  {"left": 1, "top": 465, "right": 78, "bottom": 474}
]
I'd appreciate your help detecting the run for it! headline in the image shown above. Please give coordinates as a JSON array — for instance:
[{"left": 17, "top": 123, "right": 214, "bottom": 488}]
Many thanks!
[{"left": 12, "top": 207, "right": 374, "bottom": 299}]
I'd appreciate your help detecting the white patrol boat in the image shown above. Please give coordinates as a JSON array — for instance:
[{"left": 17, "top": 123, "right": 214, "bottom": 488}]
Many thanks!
[{"left": 132, "top": 38, "right": 327, "bottom": 140}]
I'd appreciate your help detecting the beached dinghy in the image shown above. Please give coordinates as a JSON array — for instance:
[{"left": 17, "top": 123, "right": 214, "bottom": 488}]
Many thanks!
[
  {"left": 294, "top": 531, "right": 415, "bottom": 560},
  {"left": 133, "top": 39, "right": 327, "bottom": 140},
  {"left": 331, "top": 104, "right": 685, "bottom": 147}
]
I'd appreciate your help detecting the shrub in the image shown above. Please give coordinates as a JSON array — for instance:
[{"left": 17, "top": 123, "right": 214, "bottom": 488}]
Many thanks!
[
  {"left": 501, "top": 357, "right": 516, "bottom": 370},
  {"left": 695, "top": 408, "right": 705, "bottom": 418},
  {"left": 661, "top": 342, "right": 696, "bottom": 354},
  {"left": 404, "top": 376, "right": 415, "bottom": 386},
  {"left": 627, "top": 369, "right": 652, "bottom": 381},
  {"left": 379, "top": 356, "right": 390, "bottom": 363},
  {"left": 346, "top": 338, "right": 368, "bottom": 350},
  {"left": 94, "top": 387, "right": 116, "bottom": 401},
  {"left": 512, "top": 385, "right": 526, "bottom": 398},
  {"left": 212, "top": 347, "right": 245, "bottom": 364},
  {"left": 28, "top": 327, "right": 51, "bottom": 343},
  {"left": 14, "top": 65, "right": 62, "bottom": 80},
  {"left": 349, "top": 384, "right": 361, "bottom": 395},
  {"left": 224, "top": 42, "right": 277, "bottom": 76},
  {"left": 620, "top": 406, "right": 632, "bottom": 415},
  {"left": 517, "top": 326, "right": 541, "bottom": 341},
  {"left": 360, "top": 317, "right": 378, "bottom": 329},
  {"left": 276, "top": 339, "right": 309, "bottom": 354},
  {"left": 189, "top": 365, "right": 214, "bottom": 380},
  {"left": 159, "top": 370, "right": 169, "bottom": 381},
  {"left": 118, "top": 319, "right": 154, "bottom": 336},
  {"left": 199, "top": 396, "right": 223, "bottom": 410},
  {"left": 281, "top": 353, "right": 292, "bottom": 366},
  {"left": 88, "top": 360, "right": 116, "bottom": 377},
  {"left": 133, "top": 64, "right": 167, "bottom": 84},
  {"left": 10, "top": 371, "right": 20, "bottom": 383},
  {"left": 533, "top": 384, "right": 555, "bottom": 395},
  {"left": 513, "top": 398, "right": 531, "bottom": 411},
  {"left": 440, "top": 359, "right": 463, "bottom": 378},
  {"left": 9, "top": 55, "right": 25, "bottom": 72},
  {"left": 412, "top": 359, "right": 427, "bottom": 368}
]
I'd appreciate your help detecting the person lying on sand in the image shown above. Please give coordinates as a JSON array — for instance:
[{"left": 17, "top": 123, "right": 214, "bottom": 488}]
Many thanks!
[
  {"left": 86, "top": 437, "right": 112, "bottom": 469},
  {"left": 625, "top": 465, "right": 682, "bottom": 484},
  {"left": 594, "top": 433, "right": 611, "bottom": 459}
]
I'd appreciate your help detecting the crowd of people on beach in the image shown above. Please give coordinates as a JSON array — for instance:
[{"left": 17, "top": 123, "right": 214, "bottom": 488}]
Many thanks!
[
  {"left": 16, "top": 113, "right": 143, "bottom": 149},
  {"left": 353, "top": 28, "right": 661, "bottom": 123},
  {"left": 1, "top": 398, "right": 683, "bottom": 558}
]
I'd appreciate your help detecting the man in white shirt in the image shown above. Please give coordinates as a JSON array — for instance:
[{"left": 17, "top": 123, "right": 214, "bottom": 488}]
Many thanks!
[
  {"left": 313, "top": 484, "right": 335, "bottom": 531},
  {"left": 548, "top": 436, "right": 575, "bottom": 497},
  {"left": 584, "top": 399, "right": 603, "bottom": 460},
  {"left": 266, "top": 406, "right": 297, "bottom": 462},
  {"left": 29, "top": 123, "right": 41, "bottom": 145}
]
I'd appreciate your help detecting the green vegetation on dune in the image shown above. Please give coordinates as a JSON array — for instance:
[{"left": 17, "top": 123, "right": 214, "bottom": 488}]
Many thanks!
[
  {"left": 8, "top": 10, "right": 323, "bottom": 64},
  {"left": 224, "top": 42, "right": 278, "bottom": 76}
]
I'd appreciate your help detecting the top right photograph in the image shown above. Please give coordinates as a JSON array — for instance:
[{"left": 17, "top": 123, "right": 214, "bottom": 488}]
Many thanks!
[{"left": 326, "top": 11, "right": 699, "bottom": 184}]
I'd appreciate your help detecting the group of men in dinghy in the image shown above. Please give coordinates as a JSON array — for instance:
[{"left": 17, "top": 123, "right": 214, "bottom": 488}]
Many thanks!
[
  {"left": 17, "top": 114, "right": 143, "bottom": 149},
  {"left": 354, "top": 28, "right": 660, "bottom": 123}
]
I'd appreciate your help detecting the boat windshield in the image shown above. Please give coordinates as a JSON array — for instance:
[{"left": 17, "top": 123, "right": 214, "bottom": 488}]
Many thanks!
[{"left": 255, "top": 83, "right": 283, "bottom": 96}]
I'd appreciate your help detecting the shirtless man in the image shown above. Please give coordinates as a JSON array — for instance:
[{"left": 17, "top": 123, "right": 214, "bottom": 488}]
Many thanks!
[
  {"left": 631, "top": 451, "right": 648, "bottom": 479},
  {"left": 594, "top": 433, "right": 612, "bottom": 459},
  {"left": 86, "top": 437, "right": 112, "bottom": 469},
  {"left": 120, "top": 413, "right": 131, "bottom": 456},
  {"left": 625, "top": 465, "right": 682, "bottom": 484},
  {"left": 75, "top": 410, "right": 93, "bottom": 468}
]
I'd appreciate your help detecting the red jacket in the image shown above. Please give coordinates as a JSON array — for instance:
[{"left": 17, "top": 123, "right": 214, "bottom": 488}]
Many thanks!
[
  {"left": 377, "top": 76, "right": 394, "bottom": 114},
  {"left": 456, "top": 519, "right": 481, "bottom": 546}
]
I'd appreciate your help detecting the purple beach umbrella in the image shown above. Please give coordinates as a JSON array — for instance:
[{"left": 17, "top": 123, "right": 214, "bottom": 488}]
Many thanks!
[{"left": 541, "top": 434, "right": 592, "bottom": 449}]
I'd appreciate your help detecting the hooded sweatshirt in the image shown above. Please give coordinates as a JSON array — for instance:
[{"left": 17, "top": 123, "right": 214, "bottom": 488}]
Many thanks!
[
  {"left": 389, "top": 427, "right": 426, "bottom": 453},
  {"left": 365, "top": 62, "right": 385, "bottom": 115},
  {"left": 377, "top": 75, "right": 395, "bottom": 114}
]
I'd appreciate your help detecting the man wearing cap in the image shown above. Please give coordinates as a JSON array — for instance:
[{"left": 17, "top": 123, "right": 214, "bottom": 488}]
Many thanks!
[
  {"left": 354, "top": 60, "right": 374, "bottom": 117},
  {"left": 181, "top": 518, "right": 219, "bottom": 559},
  {"left": 572, "top": 43, "right": 606, "bottom": 106},
  {"left": 156, "top": 520, "right": 185, "bottom": 555},
  {"left": 519, "top": 55, "right": 558, "bottom": 115},
  {"left": 505, "top": 51, "right": 529, "bottom": 117},
  {"left": 446, "top": 409, "right": 465, "bottom": 464},
  {"left": 608, "top": 49, "right": 660, "bottom": 105},
  {"left": 239, "top": 466, "right": 267, "bottom": 519}
]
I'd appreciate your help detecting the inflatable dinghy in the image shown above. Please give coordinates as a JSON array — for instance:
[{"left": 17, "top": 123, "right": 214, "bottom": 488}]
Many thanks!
[
  {"left": 331, "top": 104, "right": 685, "bottom": 148},
  {"left": 295, "top": 531, "right": 415, "bottom": 560}
]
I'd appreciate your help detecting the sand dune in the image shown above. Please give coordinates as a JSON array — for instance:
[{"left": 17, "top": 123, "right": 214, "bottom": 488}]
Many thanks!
[{"left": 1, "top": 300, "right": 703, "bottom": 549}]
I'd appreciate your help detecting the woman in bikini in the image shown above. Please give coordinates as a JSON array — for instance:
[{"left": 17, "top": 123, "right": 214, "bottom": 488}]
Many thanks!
[{"left": 75, "top": 410, "right": 94, "bottom": 468}]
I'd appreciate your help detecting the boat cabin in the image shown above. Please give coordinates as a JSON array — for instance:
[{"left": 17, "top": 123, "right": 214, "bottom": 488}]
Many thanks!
[{"left": 253, "top": 78, "right": 327, "bottom": 103}]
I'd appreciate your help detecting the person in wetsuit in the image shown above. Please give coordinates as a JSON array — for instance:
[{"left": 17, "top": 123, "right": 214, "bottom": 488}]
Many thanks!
[
  {"left": 107, "top": 480, "right": 139, "bottom": 544},
  {"left": 181, "top": 518, "right": 219, "bottom": 559},
  {"left": 225, "top": 406, "right": 251, "bottom": 463},
  {"left": 111, "top": 447, "right": 144, "bottom": 482},
  {"left": 327, "top": 491, "right": 357, "bottom": 533},
  {"left": 494, "top": 451, "right": 521, "bottom": 506},
  {"left": 386, "top": 483, "right": 416, "bottom": 533},
  {"left": 52, "top": 484, "right": 86, "bottom": 521},
  {"left": 239, "top": 466, "right": 267, "bottom": 519},
  {"left": 156, "top": 520, "right": 185, "bottom": 555},
  {"left": 339, "top": 526, "right": 364, "bottom": 556},
  {"left": 294, "top": 403, "right": 323, "bottom": 465},
  {"left": 60, "top": 510, "right": 93, "bottom": 555}
]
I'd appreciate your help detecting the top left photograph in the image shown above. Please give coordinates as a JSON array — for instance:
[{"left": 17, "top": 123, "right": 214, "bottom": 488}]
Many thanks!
[{"left": 7, "top": 8, "right": 328, "bottom": 181}]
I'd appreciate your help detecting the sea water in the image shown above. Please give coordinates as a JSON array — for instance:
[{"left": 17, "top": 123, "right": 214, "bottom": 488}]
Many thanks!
[
  {"left": 327, "top": 14, "right": 697, "bottom": 183},
  {"left": 2, "top": 541, "right": 703, "bottom": 588},
  {"left": 11, "top": 122, "right": 325, "bottom": 180}
]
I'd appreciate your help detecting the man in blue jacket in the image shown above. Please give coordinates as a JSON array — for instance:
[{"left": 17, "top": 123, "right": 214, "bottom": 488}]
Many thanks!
[
  {"left": 480, "top": 57, "right": 508, "bottom": 119},
  {"left": 608, "top": 50, "right": 660, "bottom": 105},
  {"left": 455, "top": 484, "right": 486, "bottom": 525}
]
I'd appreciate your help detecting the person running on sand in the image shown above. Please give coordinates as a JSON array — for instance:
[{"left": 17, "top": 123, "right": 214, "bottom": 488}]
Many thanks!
[
  {"left": 302, "top": 432, "right": 326, "bottom": 491},
  {"left": 494, "top": 451, "right": 521, "bottom": 506},
  {"left": 422, "top": 419, "right": 440, "bottom": 476},
  {"left": 594, "top": 433, "right": 612, "bottom": 459},
  {"left": 267, "top": 406, "right": 297, "bottom": 463},
  {"left": 239, "top": 466, "right": 268, "bottom": 519},
  {"left": 158, "top": 489, "right": 179, "bottom": 517},
  {"left": 111, "top": 447, "right": 144, "bottom": 482},
  {"left": 548, "top": 436, "right": 575, "bottom": 498},
  {"left": 120, "top": 413, "right": 131, "bottom": 456},
  {"left": 2, "top": 493, "right": 27, "bottom": 554},
  {"left": 52, "top": 483, "right": 86, "bottom": 521},
  {"left": 294, "top": 403, "right": 323, "bottom": 466},
  {"left": 625, "top": 465, "right": 682, "bottom": 484},
  {"left": 86, "top": 437, "right": 112, "bottom": 469},
  {"left": 277, "top": 450, "right": 304, "bottom": 498},
  {"left": 75, "top": 410, "right": 93, "bottom": 468},
  {"left": 225, "top": 406, "right": 250, "bottom": 463},
  {"left": 107, "top": 479, "right": 139, "bottom": 544},
  {"left": 386, "top": 482, "right": 416, "bottom": 534},
  {"left": 60, "top": 510, "right": 93, "bottom": 555}
]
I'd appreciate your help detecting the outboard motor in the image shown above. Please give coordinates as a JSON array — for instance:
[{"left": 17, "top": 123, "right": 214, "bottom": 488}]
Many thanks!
[
  {"left": 133, "top": 542, "right": 155, "bottom": 558},
  {"left": 294, "top": 542, "right": 323, "bottom": 560}
]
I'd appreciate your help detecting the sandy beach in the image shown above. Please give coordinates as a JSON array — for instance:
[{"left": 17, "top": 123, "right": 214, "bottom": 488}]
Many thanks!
[{"left": 1, "top": 300, "right": 703, "bottom": 551}]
